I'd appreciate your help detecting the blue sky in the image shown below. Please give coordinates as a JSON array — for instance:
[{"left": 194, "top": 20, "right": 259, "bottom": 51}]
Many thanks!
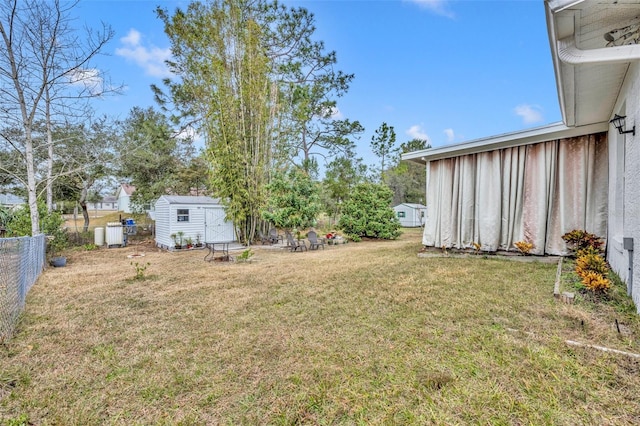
[{"left": 77, "top": 0, "right": 561, "bottom": 167}]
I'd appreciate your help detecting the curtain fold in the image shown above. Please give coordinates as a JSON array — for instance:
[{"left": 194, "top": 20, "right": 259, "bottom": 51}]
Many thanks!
[
  {"left": 499, "top": 146, "right": 526, "bottom": 250},
  {"left": 423, "top": 133, "right": 608, "bottom": 255}
]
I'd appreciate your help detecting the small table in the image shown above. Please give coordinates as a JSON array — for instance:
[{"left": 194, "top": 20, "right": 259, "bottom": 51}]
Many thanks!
[{"left": 204, "top": 242, "right": 231, "bottom": 262}]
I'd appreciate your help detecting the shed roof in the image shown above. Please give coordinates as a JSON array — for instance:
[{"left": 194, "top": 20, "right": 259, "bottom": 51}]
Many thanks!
[
  {"left": 395, "top": 203, "right": 426, "bottom": 209},
  {"left": 157, "top": 195, "right": 222, "bottom": 205}
]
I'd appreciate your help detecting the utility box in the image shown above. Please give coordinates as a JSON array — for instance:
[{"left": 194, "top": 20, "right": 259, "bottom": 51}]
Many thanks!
[
  {"left": 106, "top": 222, "right": 124, "bottom": 248},
  {"left": 623, "top": 237, "right": 634, "bottom": 251},
  {"left": 94, "top": 227, "right": 104, "bottom": 246}
]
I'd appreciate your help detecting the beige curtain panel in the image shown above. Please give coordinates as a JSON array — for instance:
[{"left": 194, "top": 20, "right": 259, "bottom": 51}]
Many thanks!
[{"left": 424, "top": 133, "right": 608, "bottom": 255}]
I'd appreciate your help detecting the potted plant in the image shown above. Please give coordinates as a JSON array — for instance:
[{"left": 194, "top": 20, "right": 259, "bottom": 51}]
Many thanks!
[
  {"left": 185, "top": 237, "right": 193, "bottom": 249},
  {"left": 170, "top": 233, "right": 180, "bottom": 249},
  {"left": 176, "top": 231, "right": 185, "bottom": 249},
  {"left": 195, "top": 233, "right": 203, "bottom": 248}
]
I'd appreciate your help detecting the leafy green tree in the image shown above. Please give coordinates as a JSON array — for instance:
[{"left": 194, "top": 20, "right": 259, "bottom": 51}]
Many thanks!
[
  {"left": 156, "top": 0, "right": 352, "bottom": 243},
  {"left": 172, "top": 156, "right": 210, "bottom": 196},
  {"left": 157, "top": 0, "right": 276, "bottom": 243},
  {"left": 262, "top": 168, "right": 321, "bottom": 232},
  {"left": 0, "top": 205, "right": 12, "bottom": 234},
  {"left": 338, "top": 182, "right": 401, "bottom": 241},
  {"left": 5, "top": 201, "right": 65, "bottom": 238},
  {"left": 117, "top": 107, "right": 191, "bottom": 212},
  {"left": 321, "top": 148, "right": 368, "bottom": 223},
  {"left": 370, "top": 122, "right": 397, "bottom": 179},
  {"left": 384, "top": 138, "right": 430, "bottom": 205},
  {"left": 51, "top": 118, "right": 117, "bottom": 231},
  {"left": 286, "top": 83, "right": 363, "bottom": 173}
]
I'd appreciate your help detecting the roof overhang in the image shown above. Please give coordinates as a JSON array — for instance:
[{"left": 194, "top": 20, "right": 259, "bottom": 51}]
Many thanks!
[
  {"left": 401, "top": 121, "right": 608, "bottom": 164},
  {"left": 546, "top": 0, "right": 640, "bottom": 127}
]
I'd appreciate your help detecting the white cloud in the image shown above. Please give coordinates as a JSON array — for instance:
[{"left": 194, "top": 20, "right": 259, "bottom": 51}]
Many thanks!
[
  {"left": 407, "top": 0, "right": 455, "bottom": 18},
  {"left": 443, "top": 128, "right": 455, "bottom": 142},
  {"left": 115, "top": 29, "right": 172, "bottom": 78},
  {"left": 406, "top": 124, "right": 429, "bottom": 141},
  {"left": 67, "top": 68, "right": 103, "bottom": 95},
  {"left": 121, "top": 28, "right": 141, "bottom": 46},
  {"left": 514, "top": 104, "right": 544, "bottom": 124}
]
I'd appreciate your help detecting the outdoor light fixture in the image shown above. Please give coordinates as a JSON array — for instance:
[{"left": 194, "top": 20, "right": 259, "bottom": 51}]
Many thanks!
[
  {"left": 610, "top": 114, "right": 636, "bottom": 136},
  {"left": 604, "top": 20, "right": 640, "bottom": 47}
]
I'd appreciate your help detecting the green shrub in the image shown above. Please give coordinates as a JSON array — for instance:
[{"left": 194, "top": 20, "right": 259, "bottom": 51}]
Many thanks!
[
  {"left": 5, "top": 202, "right": 68, "bottom": 256},
  {"left": 131, "top": 261, "right": 150, "bottom": 280},
  {"left": 262, "top": 169, "right": 321, "bottom": 231},
  {"left": 237, "top": 248, "right": 254, "bottom": 262},
  {"left": 337, "top": 182, "right": 401, "bottom": 241}
]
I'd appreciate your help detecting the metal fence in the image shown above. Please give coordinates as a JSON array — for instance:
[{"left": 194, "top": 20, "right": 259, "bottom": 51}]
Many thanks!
[{"left": 0, "top": 234, "right": 46, "bottom": 343}]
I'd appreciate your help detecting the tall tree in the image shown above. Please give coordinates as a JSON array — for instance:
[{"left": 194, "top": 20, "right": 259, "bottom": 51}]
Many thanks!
[
  {"left": 117, "top": 107, "right": 191, "bottom": 212},
  {"left": 156, "top": 0, "right": 347, "bottom": 243},
  {"left": 157, "top": 0, "right": 274, "bottom": 244},
  {"left": 0, "top": 0, "right": 115, "bottom": 234},
  {"left": 285, "top": 71, "right": 363, "bottom": 173},
  {"left": 321, "top": 147, "right": 368, "bottom": 222},
  {"left": 370, "top": 122, "right": 397, "bottom": 180},
  {"left": 51, "top": 117, "right": 117, "bottom": 231}
]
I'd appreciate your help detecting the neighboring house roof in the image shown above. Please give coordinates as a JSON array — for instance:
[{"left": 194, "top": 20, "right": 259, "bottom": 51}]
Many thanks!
[
  {"left": 102, "top": 195, "right": 117, "bottom": 203},
  {"left": 157, "top": 195, "right": 222, "bottom": 205},
  {"left": 0, "top": 193, "right": 25, "bottom": 206},
  {"left": 402, "top": 121, "right": 607, "bottom": 164},
  {"left": 546, "top": 0, "right": 640, "bottom": 127},
  {"left": 117, "top": 183, "right": 136, "bottom": 196}
]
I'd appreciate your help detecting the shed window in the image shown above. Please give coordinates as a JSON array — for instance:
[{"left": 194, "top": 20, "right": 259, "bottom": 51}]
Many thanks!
[
  {"left": 397, "top": 211, "right": 406, "bottom": 218},
  {"left": 177, "top": 209, "right": 190, "bottom": 222}
]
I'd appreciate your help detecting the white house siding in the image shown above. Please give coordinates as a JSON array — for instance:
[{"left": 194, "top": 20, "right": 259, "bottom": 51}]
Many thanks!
[
  {"left": 154, "top": 197, "right": 172, "bottom": 248},
  {"left": 117, "top": 192, "right": 131, "bottom": 213},
  {"left": 608, "top": 60, "right": 640, "bottom": 310},
  {"left": 87, "top": 202, "right": 117, "bottom": 210}
]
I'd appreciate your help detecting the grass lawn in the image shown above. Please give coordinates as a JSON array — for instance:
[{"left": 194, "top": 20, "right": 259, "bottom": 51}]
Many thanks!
[{"left": 1, "top": 228, "right": 640, "bottom": 425}]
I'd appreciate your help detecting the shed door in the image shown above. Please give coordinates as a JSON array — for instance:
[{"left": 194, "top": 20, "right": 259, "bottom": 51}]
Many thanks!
[{"left": 204, "top": 208, "right": 235, "bottom": 242}]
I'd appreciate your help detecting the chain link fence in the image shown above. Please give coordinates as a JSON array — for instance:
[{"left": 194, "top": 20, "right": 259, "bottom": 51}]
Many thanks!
[{"left": 0, "top": 235, "right": 46, "bottom": 343}]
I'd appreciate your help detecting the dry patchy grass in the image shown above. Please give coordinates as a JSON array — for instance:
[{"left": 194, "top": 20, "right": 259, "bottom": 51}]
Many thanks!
[{"left": 1, "top": 228, "right": 640, "bottom": 425}]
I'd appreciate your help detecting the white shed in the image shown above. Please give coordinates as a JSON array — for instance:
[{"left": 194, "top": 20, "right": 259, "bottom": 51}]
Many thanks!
[
  {"left": 154, "top": 195, "right": 236, "bottom": 250},
  {"left": 393, "top": 203, "right": 426, "bottom": 228}
]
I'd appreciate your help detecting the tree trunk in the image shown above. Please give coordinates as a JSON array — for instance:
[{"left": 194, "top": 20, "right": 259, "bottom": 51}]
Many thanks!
[
  {"left": 79, "top": 184, "right": 90, "bottom": 232},
  {"left": 46, "top": 88, "right": 54, "bottom": 212}
]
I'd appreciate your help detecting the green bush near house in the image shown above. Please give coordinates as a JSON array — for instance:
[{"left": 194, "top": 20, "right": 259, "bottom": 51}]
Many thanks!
[{"left": 338, "top": 182, "right": 401, "bottom": 241}]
